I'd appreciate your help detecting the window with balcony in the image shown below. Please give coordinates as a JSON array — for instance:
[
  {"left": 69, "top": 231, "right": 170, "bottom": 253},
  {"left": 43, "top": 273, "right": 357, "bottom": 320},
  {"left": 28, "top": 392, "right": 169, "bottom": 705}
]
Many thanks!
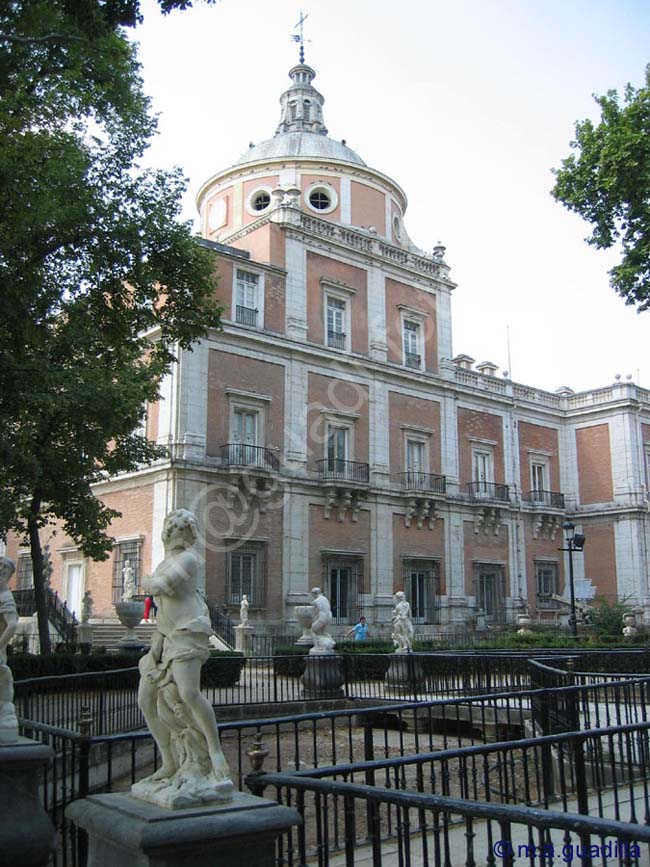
[
  {"left": 326, "top": 424, "right": 349, "bottom": 475},
  {"left": 530, "top": 461, "right": 548, "bottom": 501},
  {"left": 404, "top": 437, "right": 427, "bottom": 489},
  {"left": 472, "top": 448, "right": 494, "bottom": 498},
  {"left": 402, "top": 319, "right": 422, "bottom": 369},
  {"left": 326, "top": 296, "right": 347, "bottom": 350},
  {"left": 234, "top": 269, "right": 263, "bottom": 328},
  {"left": 229, "top": 407, "right": 259, "bottom": 466},
  {"left": 536, "top": 562, "right": 560, "bottom": 609},
  {"left": 474, "top": 564, "right": 505, "bottom": 624},
  {"left": 404, "top": 559, "right": 440, "bottom": 623},
  {"left": 112, "top": 539, "right": 142, "bottom": 603},
  {"left": 227, "top": 543, "right": 266, "bottom": 608}
]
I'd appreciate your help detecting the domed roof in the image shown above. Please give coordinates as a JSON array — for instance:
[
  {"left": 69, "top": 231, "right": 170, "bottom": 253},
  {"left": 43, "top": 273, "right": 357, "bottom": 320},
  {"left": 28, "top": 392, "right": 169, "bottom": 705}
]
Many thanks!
[
  {"left": 234, "top": 131, "right": 366, "bottom": 167},
  {"left": 232, "top": 63, "right": 366, "bottom": 169}
]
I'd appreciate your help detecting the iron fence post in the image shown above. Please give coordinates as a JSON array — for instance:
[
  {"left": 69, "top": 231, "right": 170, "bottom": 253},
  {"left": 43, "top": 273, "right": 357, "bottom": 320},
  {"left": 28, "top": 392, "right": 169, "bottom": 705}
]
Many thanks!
[{"left": 77, "top": 705, "right": 93, "bottom": 867}]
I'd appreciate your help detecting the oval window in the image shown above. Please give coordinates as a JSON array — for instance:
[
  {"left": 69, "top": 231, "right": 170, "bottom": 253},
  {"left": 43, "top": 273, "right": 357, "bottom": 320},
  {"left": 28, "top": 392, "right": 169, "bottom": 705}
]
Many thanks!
[
  {"left": 252, "top": 191, "right": 271, "bottom": 211},
  {"left": 309, "top": 189, "right": 331, "bottom": 210}
]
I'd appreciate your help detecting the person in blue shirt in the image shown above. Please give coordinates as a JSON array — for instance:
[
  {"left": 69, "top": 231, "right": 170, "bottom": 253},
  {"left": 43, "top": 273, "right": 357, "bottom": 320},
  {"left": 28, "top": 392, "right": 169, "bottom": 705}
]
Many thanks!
[{"left": 347, "top": 616, "right": 369, "bottom": 641}]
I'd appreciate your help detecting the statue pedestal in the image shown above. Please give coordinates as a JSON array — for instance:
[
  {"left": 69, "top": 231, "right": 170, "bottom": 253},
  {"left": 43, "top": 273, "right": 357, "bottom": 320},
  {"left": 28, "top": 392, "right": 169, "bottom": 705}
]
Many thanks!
[
  {"left": 66, "top": 790, "right": 301, "bottom": 867},
  {"left": 385, "top": 653, "right": 425, "bottom": 692},
  {"left": 234, "top": 624, "right": 254, "bottom": 655},
  {"left": 115, "top": 601, "right": 146, "bottom": 649},
  {"left": 302, "top": 653, "right": 343, "bottom": 698},
  {"left": 0, "top": 737, "right": 56, "bottom": 867}
]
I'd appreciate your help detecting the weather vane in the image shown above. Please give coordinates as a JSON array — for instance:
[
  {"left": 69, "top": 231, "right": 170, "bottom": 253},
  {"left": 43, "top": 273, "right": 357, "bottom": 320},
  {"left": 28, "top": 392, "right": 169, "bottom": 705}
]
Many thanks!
[{"left": 291, "top": 11, "right": 309, "bottom": 64}]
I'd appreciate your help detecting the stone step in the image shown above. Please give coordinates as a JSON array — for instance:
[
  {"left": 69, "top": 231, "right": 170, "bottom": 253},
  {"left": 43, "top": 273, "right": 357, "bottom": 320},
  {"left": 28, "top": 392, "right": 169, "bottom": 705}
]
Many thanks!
[{"left": 89, "top": 621, "right": 156, "bottom": 652}]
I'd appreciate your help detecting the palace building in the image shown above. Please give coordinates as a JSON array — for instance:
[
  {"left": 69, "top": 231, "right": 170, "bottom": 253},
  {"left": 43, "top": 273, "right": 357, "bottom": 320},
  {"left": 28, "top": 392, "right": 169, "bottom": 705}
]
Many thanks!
[{"left": 7, "top": 61, "right": 650, "bottom": 635}]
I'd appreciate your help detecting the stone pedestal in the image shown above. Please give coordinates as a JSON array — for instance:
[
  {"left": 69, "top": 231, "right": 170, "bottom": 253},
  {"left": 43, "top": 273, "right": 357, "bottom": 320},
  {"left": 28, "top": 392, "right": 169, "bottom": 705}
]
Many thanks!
[
  {"left": 115, "top": 600, "right": 146, "bottom": 648},
  {"left": 302, "top": 653, "right": 343, "bottom": 697},
  {"left": 384, "top": 653, "right": 425, "bottom": 692},
  {"left": 0, "top": 738, "right": 56, "bottom": 867},
  {"left": 78, "top": 622, "right": 94, "bottom": 647},
  {"left": 234, "top": 624, "right": 254, "bottom": 655},
  {"left": 66, "top": 790, "right": 301, "bottom": 867}
]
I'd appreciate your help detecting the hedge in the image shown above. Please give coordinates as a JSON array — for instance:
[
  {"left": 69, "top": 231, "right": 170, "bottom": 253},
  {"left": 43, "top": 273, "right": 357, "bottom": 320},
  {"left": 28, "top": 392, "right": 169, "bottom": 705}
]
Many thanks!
[{"left": 10, "top": 649, "right": 245, "bottom": 690}]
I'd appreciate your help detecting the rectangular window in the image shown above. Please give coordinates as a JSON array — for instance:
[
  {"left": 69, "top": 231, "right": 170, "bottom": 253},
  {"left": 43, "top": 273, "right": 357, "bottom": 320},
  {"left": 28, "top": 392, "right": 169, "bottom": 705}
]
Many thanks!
[
  {"left": 63, "top": 561, "right": 84, "bottom": 620},
  {"left": 324, "top": 557, "right": 362, "bottom": 624},
  {"left": 473, "top": 449, "right": 494, "bottom": 497},
  {"left": 327, "top": 425, "right": 349, "bottom": 474},
  {"left": 112, "top": 540, "right": 142, "bottom": 604},
  {"left": 406, "top": 439, "right": 425, "bottom": 472},
  {"left": 474, "top": 564, "right": 505, "bottom": 624},
  {"left": 326, "top": 297, "right": 346, "bottom": 349},
  {"left": 16, "top": 554, "right": 33, "bottom": 590},
  {"left": 231, "top": 408, "right": 259, "bottom": 465},
  {"left": 227, "top": 543, "right": 266, "bottom": 608},
  {"left": 404, "top": 560, "right": 440, "bottom": 624},
  {"left": 235, "top": 270, "right": 259, "bottom": 327},
  {"left": 531, "top": 462, "right": 547, "bottom": 498},
  {"left": 403, "top": 320, "right": 421, "bottom": 369},
  {"left": 536, "top": 562, "right": 559, "bottom": 609}
]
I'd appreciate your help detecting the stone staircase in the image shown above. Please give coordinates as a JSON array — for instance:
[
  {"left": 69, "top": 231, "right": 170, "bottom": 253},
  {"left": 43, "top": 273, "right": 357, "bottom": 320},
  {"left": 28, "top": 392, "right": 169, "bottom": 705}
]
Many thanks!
[{"left": 89, "top": 620, "right": 155, "bottom": 652}]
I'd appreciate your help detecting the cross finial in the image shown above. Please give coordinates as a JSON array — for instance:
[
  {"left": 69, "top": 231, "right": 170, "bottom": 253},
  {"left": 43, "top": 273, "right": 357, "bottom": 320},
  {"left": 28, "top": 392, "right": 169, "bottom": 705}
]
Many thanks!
[{"left": 292, "top": 11, "right": 309, "bottom": 63}]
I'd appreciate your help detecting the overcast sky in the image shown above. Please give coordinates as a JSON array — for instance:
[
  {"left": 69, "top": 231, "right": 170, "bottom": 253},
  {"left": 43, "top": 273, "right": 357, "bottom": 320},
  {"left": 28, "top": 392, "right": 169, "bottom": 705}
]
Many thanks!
[{"left": 133, "top": 0, "right": 650, "bottom": 394}]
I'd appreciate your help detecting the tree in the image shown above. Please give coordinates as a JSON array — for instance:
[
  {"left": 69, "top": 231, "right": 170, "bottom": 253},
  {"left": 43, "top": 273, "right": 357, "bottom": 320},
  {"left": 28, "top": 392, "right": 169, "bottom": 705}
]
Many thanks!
[
  {"left": 0, "top": 1, "right": 220, "bottom": 652},
  {"left": 552, "top": 65, "right": 650, "bottom": 310}
]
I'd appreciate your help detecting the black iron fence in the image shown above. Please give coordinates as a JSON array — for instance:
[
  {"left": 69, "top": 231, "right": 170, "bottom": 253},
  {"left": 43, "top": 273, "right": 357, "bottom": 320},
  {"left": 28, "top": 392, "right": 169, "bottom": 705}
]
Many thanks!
[
  {"left": 23, "top": 679, "right": 650, "bottom": 867},
  {"left": 399, "top": 471, "right": 446, "bottom": 493},
  {"left": 15, "top": 650, "right": 650, "bottom": 735},
  {"left": 467, "top": 480, "right": 510, "bottom": 501},
  {"left": 220, "top": 442, "right": 280, "bottom": 471},
  {"left": 235, "top": 304, "right": 258, "bottom": 327},
  {"left": 317, "top": 458, "right": 370, "bottom": 483},
  {"left": 524, "top": 489, "right": 566, "bottom": 508}
]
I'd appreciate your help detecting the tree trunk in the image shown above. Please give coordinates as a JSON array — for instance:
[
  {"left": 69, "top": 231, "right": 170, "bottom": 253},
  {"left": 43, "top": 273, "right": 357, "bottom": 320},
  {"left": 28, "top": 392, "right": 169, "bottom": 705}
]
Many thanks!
[{"left": 28, "top": 494, "right": 51, "bottom": 655}]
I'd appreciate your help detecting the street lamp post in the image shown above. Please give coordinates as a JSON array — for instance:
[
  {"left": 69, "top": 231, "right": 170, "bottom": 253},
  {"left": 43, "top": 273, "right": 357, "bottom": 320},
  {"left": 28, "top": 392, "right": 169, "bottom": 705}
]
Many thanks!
[{"left": 560, "top": 521, "right": 586, "bottom": 641}]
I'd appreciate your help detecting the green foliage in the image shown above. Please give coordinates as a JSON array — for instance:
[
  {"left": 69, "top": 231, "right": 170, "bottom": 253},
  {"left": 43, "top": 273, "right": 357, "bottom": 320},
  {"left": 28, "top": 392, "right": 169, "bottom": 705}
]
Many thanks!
[
  {"left": 588, "top": 598, "right": 633, "bottom": 639},
  {"left": 9, "top": 651, "right": 142, "bottom": 681},
  {"left": 552, "top": 65, "right": 650, "bottom": 309},
  {"left": 0, "top": 2, "right": 222, "bottom": 651},
  {"left": 201, "top": 652, "right": 245, "bottom": 688}
]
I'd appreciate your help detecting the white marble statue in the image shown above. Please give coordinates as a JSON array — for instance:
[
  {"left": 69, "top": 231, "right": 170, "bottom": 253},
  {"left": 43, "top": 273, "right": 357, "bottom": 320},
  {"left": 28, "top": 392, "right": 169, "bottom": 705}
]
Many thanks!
[
  {"left": 81, "top": 590, "right": 93, "bottom": 624},
  {"left": 132, "top": 509, "right": 233, "bottom": 809},
  {"left": 121, "top": 559, "right": 137, "bottom": 601},
  {"left": 42, "top": 544, "right": 53, "bottom": 589},
  {"left": 309, "top": 587, "right": 335, "bottom": 654},
  {"left": 0, "top": 557, "right": 19, "bottom": 744},
  {"left": 391, "top": 591, "right": 414, "bottom": 653},
  {"left": 239, "top": 594, "right": 249, "bottom": 625}
]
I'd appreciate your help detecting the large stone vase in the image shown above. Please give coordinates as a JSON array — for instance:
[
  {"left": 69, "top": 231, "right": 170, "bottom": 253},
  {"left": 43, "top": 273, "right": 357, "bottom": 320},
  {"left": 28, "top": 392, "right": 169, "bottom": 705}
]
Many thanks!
[
  {"left": 115, "top": 600, "right": 146, "bottom": 648},
  {"left": 294, "top": 605, "right": 315, "bottom": 646}
]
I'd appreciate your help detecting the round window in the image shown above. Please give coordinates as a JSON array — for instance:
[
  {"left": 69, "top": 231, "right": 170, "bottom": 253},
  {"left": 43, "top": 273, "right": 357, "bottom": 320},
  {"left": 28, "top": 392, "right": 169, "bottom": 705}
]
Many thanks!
[
  {"left": 309, "top": 189, "right": 331, "bottom": 210},
  {"left": 246, "top": 186, "right": 273, "bottom": 216},
  {"left": 252, "top": 191, "right": 271, "bottom": 212}
]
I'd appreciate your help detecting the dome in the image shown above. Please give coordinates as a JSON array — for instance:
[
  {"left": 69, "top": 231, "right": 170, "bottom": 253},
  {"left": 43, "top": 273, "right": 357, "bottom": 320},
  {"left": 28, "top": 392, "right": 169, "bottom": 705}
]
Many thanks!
[{"left": 234, "top": 131, "right": 366, "bottom": 167}]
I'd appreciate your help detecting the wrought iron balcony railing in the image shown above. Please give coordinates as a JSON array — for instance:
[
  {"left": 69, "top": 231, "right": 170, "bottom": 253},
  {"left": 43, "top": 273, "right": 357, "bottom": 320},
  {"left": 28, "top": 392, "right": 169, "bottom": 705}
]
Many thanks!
[
  {"left": 220, "top": 443, "right": 280, "bottom": 471},
  {"left": 405, "top": 351, "right": 421, "bottom": 369},
  {"left": 235, "top": 305, "right": 258, "bottom": 327},
  {"left": 524, "top": 489, "right": 565, "bottom": 509},
  {"left": 400, "top": 471, "right": 446, "bottom": 494},
  {"left": 317, "top": 458, "right": 370, "bottom": 484},
  {"left": 327, "top": 330, "right": 346, "bottom": 350},
  {"left": 467, "top": 481, "right": 510, "bottom": 502}
]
